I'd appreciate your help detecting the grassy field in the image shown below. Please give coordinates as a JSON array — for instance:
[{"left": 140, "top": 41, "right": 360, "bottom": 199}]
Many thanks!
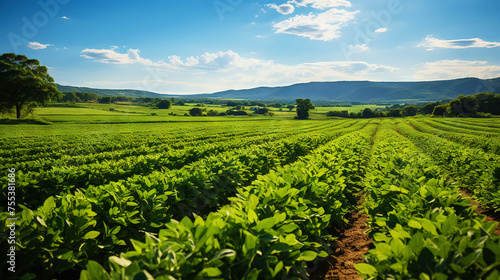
[
  {"left": 1, "top": 105, "right": 500, "bottom": 279},
  {"left": 4, "top": 103, "right": 383, "bottom": 137}
]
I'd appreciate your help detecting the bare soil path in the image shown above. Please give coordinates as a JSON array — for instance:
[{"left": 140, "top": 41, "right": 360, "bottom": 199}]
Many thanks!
[
  {"left": 310, "top": 211, "right": 372, "bottom": 280},
  {"left": 461, "top": 190, "right": 500, "bottom": 235}
]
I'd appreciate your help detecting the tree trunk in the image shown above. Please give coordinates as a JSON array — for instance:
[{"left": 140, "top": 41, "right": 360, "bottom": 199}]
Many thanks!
[{"left": 16, "top": 103, "right": 21, "bottom": 119}]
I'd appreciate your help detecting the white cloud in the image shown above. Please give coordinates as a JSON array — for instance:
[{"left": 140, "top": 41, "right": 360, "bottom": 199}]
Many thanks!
[
  {"left": 61, "top": 16, "right": 70, "bottom": 20},
  {"left": 351, "top": 44, "right": 369, "bottom": 52},
  {"left": 168, "top": 50, "right": 243, "bottom": 70},
  {"left": 375, "top": 27, "right": 387, "bottom": 33},
  {"left": 80, "top": 47, "right": 398, "bottom": 93},
  {"left": 161, "top": 51, "right": 398, "bottom": 87},
  {"left": 273, "top": 8, "right": 358, "bottom": 41},
  {"left": 289, "top": 0, "right": 352, "bottom": 9},
  {"left": 216, "top": 59, "right": 398, "bottom": 90},
  {"left": 256, "top": 35, "right": 266, "bottom": 38},
  {"left": 414, "top": 60, "right": 500, "bottom": 80},
  {"left": 80, "top": 48, "right": 154, "bottom": 65},
  {"left": 418, "top": 35, "right": 500, "bottom": 51},
  {"left": 267, "top": 3, "right": 295, "bottom": 15},
  {"left": 27, "top": 42, "right": 53, "bottom": 50}
]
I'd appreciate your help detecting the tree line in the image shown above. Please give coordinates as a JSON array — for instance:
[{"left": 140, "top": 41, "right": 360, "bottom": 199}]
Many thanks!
[
  {"left": 326, "top": 92, "right": 500, "bottom": 118},
  {"left": 431, "top": 92, "right": 500, "bottom": 117}
]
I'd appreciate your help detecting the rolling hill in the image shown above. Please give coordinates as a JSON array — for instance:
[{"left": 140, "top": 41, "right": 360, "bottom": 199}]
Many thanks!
[
  {"left": 57, "top": 84, "right": 167, "bottom": 98},
  {"left": 58, "top": 77, "right": 500, "bottom": 102},
  {"left": 204, "top": 77, "right": 500, "bottom": 102}
]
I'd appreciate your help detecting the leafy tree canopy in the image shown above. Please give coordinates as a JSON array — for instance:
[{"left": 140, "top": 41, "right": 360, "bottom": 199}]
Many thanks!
[
  {"left": 0, "top": 53, "right": 62, "bottom": 118},
  {"left": 158, "top": 99, "right": 172, "bottom": 109},
  {"left": 295, "top": 98, "right": 314, "bottom": 119},
  {"left": 189, "top": 107, "right": 203, "bottom": 116}
]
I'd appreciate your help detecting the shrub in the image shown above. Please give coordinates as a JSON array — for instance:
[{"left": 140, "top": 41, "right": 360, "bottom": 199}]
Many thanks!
[{"left": 189, "top": 108, "right": 203, "bottom": 116}]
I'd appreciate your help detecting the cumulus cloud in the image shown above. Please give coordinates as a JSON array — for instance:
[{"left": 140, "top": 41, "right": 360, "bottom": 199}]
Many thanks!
[
  {"left": 27, "top": 42, "right": 53, "bottom": 50},
  {"left": 168, "top": 50, "right": 245, "bottom": 70},
  {"left": 61, "top": 16, "right": 70, "bottom": 19},
  {"left": 375, "top": 27, "right": 387, "bottom": 33},
  {"left": 80, "top": 47, "right": 398, "bottom": 92},
  {"left": 414, "top": 60, "right": 500, "bottom": 80},
  {"left": 272, "top": 8, "right": 358, "bottom": 41},
  {"left": 418, "top": 35, "right": 500, "bottom": 51},
  {"left": 267, "top": 3, "right": 295, "bottom": 14},
  {"left": 289, "top": 0, "right": 352, "bottom": 9},
  {"left": 80, "top": 48, "right": 154, "bottom": 65},
  {"left": 165, "top": 51, "right": 398, "bottom": 85},
  {"left": 351, "top": 44, "right": 369, "bottom": 52}
]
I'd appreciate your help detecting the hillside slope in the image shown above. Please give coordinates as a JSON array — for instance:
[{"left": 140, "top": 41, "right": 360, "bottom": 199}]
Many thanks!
[{"left": 58, "top": 77, "right": 500, "bottom": 102}]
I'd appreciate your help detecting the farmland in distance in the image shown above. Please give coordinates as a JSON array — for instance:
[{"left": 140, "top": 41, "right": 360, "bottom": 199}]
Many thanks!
[{"left": 1, "top": 105, "right": 500, "bottom": 279}]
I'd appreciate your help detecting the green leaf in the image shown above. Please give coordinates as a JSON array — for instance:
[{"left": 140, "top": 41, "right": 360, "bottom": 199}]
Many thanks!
[
  {"left": 273, "top": 261, "right": 284, "bottom": 277},
  {"left": 56, "top": 250, "right": 74, "bottom": 260},
  {"left": 373, "top": 232, "right": 391, "bottom": 243},
  {"left": 81, "top": 260, "right": 109, "bottom": 280},
  {"left": 408, "top": 220, "right": 422, "bottom": 229},
  {"left": 442, "top": 214, "right": 457, "bottom": 235},
  {"left": 83, "top": 231, "right": 101, "bottom": 240},
  {"left": 109, "top": 256, "right": 132, "bottom": 267},
  {"left": 419, "top": 273, "right": 431, "bottom": 280},
  {"left": 210, "top": 249, "right": 236, "bottom": 262},
  {"left": 355, "top": 263, "right": 377, "bottom": 275},
  {"left": 200, "top": 267, "right": 222, "bottom": 277},
  {"left": 486, "top": 270, "right": 500, "bottom": 280},
  {"left": 318, "top": 251, "right": 329, "bottom": 258},
  {"left": 257, "top": 217, "right": 276, "bottom": 231},
  {"left": 461, "top": 249, "right": 482, "bottom": 268},
  {"left": 110, "top": 226, "right": 121, "bottom": 235},
  {"left": 245, "top": 268, "right": 260, "bottom": 280},
  {"left": 248, "top": 209, "right": 258, "bottom": 223},
  {"left": 243, "top": 233, "right": 258, "bottom": 256},
  {"left": 297, "top": 251, "right": 317, "bottom": 261},
  {"left": 36, "top": 216, "right": 47, "bottom": 227},
  {"left": 409, "top": 232, "right": 425, "bottom": 254},
  {"left": 42, "top": 196, "right": 56, "bottom": 212},
  {"left": 133, "top": 271, "right": 155, "bottom": 280},
  {"left": 279, "top": 223, "right": 298, "bottom": 233},
  {"left": 420, "top": 219, "right": 437, "bottom": 235}
]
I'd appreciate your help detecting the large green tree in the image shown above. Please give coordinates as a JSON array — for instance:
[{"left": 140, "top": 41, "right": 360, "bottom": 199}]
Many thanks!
[
  {"left": 157, "top": 99, "right": 172, "bottom": 109},
  {"left": 402, "top": 105, "right": 417, "bottom": 116},
  {"left": 0, "top": 53, "right": 62, "bottom": 118},
  {"left": 295, "top": 98, "right": 314, "bottom": 119}
]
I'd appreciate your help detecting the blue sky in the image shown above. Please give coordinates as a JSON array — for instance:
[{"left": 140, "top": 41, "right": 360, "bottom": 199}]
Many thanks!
[{"left": 1, "top": 0, "right": 500, "bottom": 95}]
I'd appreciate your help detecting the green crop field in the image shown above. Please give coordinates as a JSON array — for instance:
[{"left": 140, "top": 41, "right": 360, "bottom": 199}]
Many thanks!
[{"left": 1, "top": 106, "right": 500, "bottom": 279}]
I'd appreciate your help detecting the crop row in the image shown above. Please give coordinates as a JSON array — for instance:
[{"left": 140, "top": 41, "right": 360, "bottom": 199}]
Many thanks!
[
  {"left": 357, "top": 121, "right": 500, "bottom": 279},
  {"left": 0, "top": 120, "right": 364, "bottom": 209},
  {"left": 397, "top": 121, "right": 500, "bottom": 210},
  {"left": 432, "top": 118, "right": 500, "bottom": 134},
  {"left": 420, "top": 119, "right": 500, "bottom": 138},
  {"left": 79, "top": 124, "right": 377, "bottom": 280},
  {"left": 0, "top": 121, "right": 337, "bottom": 164},
  {"left": 435, "top": 118, "right": 500, "bottom": 130},
  {"left": 410, "top": 120, "right": 500, "bottom": 155},
  {"left": 0, "top": 121, "right": 332, "bottom": 174},
  {"left": 0, "top": 123, "right": 374, "bottom": 279}
]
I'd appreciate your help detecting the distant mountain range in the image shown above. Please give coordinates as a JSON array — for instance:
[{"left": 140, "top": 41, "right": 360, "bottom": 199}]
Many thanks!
[
  {"left": 58, "top": 77, "right": 500, "bottom": 102},
  {"left": 57, "top": 84, "right": 166, "bottom": 99}
]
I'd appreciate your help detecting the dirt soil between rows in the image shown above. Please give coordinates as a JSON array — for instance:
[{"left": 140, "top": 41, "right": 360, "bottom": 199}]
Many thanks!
[
  {"left": 310, "top": 211, "right": 372, "bottom": 280},
  {"left": 461, "top": 190, "right": 500, "bottom": 235}
]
